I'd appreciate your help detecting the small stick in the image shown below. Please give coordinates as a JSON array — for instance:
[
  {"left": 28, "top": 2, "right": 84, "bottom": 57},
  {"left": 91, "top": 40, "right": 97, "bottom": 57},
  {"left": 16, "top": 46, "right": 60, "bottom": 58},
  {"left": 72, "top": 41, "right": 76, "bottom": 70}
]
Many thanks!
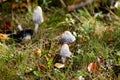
[
  {"left": 59, "top": 0, "right": 66, "bottom": 8},
  {"left": 27, "top": 0, "right": 32, "bottom": 12},
  {"left": 59, "top": 0, "right": 82, "bottom": 23},
  {"left": 67, "top": 0, "right": 93, "bottom": 12},
  {"left": 71, "top": 11, "right": 82, "bottom": 24}
]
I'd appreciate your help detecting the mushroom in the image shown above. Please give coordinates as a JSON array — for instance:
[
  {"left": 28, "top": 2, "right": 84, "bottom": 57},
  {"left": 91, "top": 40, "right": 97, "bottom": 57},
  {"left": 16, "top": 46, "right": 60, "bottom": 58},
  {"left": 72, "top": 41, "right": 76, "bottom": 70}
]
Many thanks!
[
  {"left": 114, "top": 1, "right": 120, "bottom": 8},
  {"left": 17, "top": 25, "right": 33, "bottom": 42},
  {"left": 32, "top": 6, "right": 44, "bottom": 33},
  {"left": 8, "top": 25, "right": 33, "bottom": 42},
  {"left": 59, "top": 44, "right": 72, "bottom": 63},
  {"left": 17, "top": 24, "right": 23, "bottom": 31},
  {"left": 18, "top": 28, "right": 33, "bottom": 42},
  {"left": 59, "top": 31, "right": 76, "bottom": 44}
]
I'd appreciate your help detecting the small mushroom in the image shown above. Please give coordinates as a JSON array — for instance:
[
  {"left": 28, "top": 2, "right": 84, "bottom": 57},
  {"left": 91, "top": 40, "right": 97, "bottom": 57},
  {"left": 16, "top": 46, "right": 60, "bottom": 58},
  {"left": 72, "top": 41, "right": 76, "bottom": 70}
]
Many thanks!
[
  {"left": 17, "top": 24, "right": 23, "bottom": 31},
  {"left": 32, "top": 6, "right": 44, "bottom": 33},
  {"left": 8, "top": 25, "right": 33, "bottom": 42},
  {"left": 59, "top": 44, "right": 72, "bottom": 63},
  {"left": 59, "top": 31, "right": 76, "bottom": 44},
  {"left": 114, "top": 1, "right": 120, "bottom": 8},
  {"left": 18, "top": 29, "right": 33, "bottom": 42}
]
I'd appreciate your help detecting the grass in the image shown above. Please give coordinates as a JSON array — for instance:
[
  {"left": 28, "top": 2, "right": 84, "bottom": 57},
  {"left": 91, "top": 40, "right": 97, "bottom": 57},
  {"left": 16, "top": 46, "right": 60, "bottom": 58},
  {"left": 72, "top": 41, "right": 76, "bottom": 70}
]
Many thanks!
[{"left": 0, "top": 3, "right": 120, "bottom": 80}]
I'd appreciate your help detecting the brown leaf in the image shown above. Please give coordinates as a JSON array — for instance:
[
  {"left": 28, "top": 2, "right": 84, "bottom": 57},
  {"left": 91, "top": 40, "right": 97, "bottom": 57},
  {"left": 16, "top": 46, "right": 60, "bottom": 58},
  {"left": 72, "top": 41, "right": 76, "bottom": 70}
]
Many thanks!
[
  {"left": 54, "top": 63, "right": 65, "bottom": 69},
  {"left": 38, "top": 63, "right": 46, "bottom": 71},
  {"left": 95, "top": 26, "right": 106, "bottom": 38},
  {"left": 30, "top": 52, "right": 35, "bottom": 58},
  {"left": 80, "top": 37, "right": 87, "bottom": 43},
  {"left": 0, "top": 17, "right": 3, "bottom": 21},
  {"left": 44, "top": 40, "right": 51, "bottom": 50},
  {"left": 36, "top": 48, "right": 42, "bottom": 57},
  {"left": 30, "top": 0, "right": 33, "bottom": 3},
  {"left": 12, "top": 3, "right": 18, "bottom": 9},
  {"left": 45, "top": 52, "right": 56, "bottom": 61},
  {"left": 108, "top": 37, "right": 113, "bottom": 42},
  {"left": 51, "top": 52, "right": 56, "bottom": 58},
  {"left": 2, "top": 0, "right": 7, "bottom": 2},
  {"left": 4, "top": 21, "right": 11, "bottom": 30},
  {"left": 20, "top": 3, "right": 27, "bottom": 9},
  {"left": 87, "top": 62, "right": 99, "bottom": 74},
  {"left": 106, "top": 27, "right": 114, "bottom": 32},
  {"left": 0, "top": 33, "right": 8, "bottom": 40},
  {"left": 93, "top": 2, "right": 100, "bottom": 7}
]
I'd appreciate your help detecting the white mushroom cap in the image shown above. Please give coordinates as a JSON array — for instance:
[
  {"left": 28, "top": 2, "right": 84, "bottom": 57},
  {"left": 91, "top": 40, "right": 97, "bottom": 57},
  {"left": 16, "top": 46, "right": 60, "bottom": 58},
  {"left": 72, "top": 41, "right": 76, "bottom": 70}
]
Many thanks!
[
  {"left": 33, "top": 6, "right": 44, "bottom": 33},
  {"left": 59, "top": 44, "right": 72, "bottom": 58},
  {"left": 22, "top": 34, "right": 32, "bottom": 42},
  {"left": 59, "top": 31, "right": 76, "bottom": 44},
  {"left": 17, "top": 24, "right": 23, "bottom": 31},
  {"left": 59, "top": 44, "right": 72, "bottom": 63},
  {"left": 33, "top": 6, "right": 44, "bottom": 24},
  {"left": 114, "top": 1, "right": 120, "bottom": 8}
]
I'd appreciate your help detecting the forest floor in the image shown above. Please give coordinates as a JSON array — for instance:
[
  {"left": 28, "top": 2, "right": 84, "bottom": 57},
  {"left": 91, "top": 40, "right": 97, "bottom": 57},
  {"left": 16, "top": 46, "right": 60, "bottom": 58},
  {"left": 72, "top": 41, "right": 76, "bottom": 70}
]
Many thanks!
[{"left": 0, "top": 2, "right": 120, "bottom": 80}]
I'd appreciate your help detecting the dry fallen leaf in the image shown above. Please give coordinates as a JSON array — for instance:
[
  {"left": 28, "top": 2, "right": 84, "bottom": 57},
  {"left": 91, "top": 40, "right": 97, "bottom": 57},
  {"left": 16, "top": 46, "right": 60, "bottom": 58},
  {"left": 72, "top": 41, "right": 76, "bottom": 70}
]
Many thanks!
[
  {"left": 45, "top": 52, "right": 56, "bottom": 61},
  {"left": 51, "top": 52, "right": 56, "bottom": 58},
  {"left": 12, "top": 3, "right": 18, "bottom": 9},
  {"left": 93, "top": 1, "right": 100, "bottom": 7},
  {"left": 30, "top": 0, "right": 33, "bottom": 3},
  {"left": 87, "top": 62, "right": 99, "bottom": 74},
  {"left": 30, "top": 52, "right": 35, "bottom": 58},
  {"left": 106, "top": 26, "right": 114, "bottom": 32},
  {"left": 108, "top": 37, "right": 113, "bottom": 42},
  {"left": 0, "top": 33, "right": 8, "bottom": 40},
  {"left": 95, "top": 26, "right": 106, "bottom": 38},
  {"left": 2, "top": 0, "right": 7, "bottom": 2},
  {"left": 44, "top": 40, "right": 51, "bottom": 50},
  {"left": 0, "top": 17, "right": 3, "bottom": 21},
  {"left": 36, "top": 48, "right": 42, "bottom": 57},
  {"left": 80, "top": 37, "right": 87, "bottom": 43},
  {"left": 54, "top": 63, "right": 65, "bottom": 69},
  {"left": 4, "top": 21, "right": 11, "bottom": 30},
  {"left": 38, "top": 63, "right": 46, "bottom": 71},
  {"left": 20, "top": 3, "right": 28, "bottom": 9}
]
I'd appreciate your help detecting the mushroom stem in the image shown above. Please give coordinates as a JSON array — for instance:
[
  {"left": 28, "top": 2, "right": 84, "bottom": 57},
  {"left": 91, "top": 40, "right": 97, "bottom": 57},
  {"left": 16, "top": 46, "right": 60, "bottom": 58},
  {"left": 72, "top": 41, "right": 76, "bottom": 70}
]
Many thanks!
[
  {"left": 17, "top": 25, "right": 23, "bottom": 31},
  {"left": 61, "top": 57, "right": 66, "bottom": 63},
  {"left": 34, "top": 23, "right": 39, "bottom": 33}
]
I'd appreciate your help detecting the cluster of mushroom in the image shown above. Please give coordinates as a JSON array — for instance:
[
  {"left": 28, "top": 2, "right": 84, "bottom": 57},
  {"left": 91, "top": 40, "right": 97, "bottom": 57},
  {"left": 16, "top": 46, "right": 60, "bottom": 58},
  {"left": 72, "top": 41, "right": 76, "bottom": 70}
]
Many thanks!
[
  {"left": 59, "top": 31, "right": 76, "bottom": 62},
  {"left": 54, "top": 31, "right": 76, "bottom": 68}
]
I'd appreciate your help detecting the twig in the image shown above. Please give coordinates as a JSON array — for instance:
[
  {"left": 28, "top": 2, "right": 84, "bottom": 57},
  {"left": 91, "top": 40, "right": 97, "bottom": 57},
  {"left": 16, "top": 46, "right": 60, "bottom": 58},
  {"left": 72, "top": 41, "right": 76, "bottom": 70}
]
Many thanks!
[
  {"left": 12, "top": 14, "right": 20, "bottom": 24},
  {"left": 27, "top": 0, "right": 32, "bottom": 12},
  {"left": 59, "top": 0, "right": 66, "bottom": 8},
  {"left": 71, "top": 11, "right": 82, "bottom": 24},
  {"left": 67, "top": 0, "right": 93, "bottom": 12}
]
